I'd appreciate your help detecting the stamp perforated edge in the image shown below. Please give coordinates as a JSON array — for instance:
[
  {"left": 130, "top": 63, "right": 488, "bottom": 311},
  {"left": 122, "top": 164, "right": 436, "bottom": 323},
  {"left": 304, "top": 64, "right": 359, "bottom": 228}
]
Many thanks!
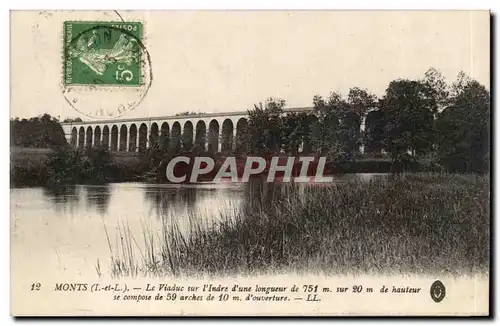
[{"left": 62, "top": 20, "right": 145, "bottom": 88}]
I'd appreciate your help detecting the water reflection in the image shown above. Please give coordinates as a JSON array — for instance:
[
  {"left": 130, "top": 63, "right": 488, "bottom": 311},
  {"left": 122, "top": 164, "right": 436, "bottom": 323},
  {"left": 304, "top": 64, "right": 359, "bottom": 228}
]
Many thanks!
[
  {"left": 143, "top": 186, "right": 200, "bottom": 220},
  {"left": 42, "top": 185, "right": 80, "bottom": 214},
  {"left": 84, "top": 186, "right": 111, "bottom": 215},
  {"left": 42, "top": 185, "right": 78, "bottom": 203},
  {"left": 242, "top": 179, "right": 288, "bottom": 210},
  {"left": 11, "top": 173, "right": 389, "bottom": 278},
  {"left": 142, "top": 183, "right": 245, "bottom": 231}
]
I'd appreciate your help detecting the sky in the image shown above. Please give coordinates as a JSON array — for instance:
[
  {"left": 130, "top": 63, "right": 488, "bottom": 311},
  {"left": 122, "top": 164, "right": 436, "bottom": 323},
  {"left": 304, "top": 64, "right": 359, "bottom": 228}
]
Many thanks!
[{"left": 10, "top": 10, "right": 490, "bottom": 120}]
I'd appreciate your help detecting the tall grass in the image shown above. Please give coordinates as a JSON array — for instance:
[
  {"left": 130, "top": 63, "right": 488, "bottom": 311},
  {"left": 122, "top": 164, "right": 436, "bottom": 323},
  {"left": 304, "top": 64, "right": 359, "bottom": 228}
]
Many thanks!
[{"left": 105, "top": 173, "right": 489, "bottom": 278}]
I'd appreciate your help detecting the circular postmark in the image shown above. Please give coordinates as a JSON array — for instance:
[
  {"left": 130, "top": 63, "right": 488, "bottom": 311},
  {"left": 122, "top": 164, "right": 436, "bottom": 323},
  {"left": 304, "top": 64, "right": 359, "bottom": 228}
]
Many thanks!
[
  {"left": 430, "top": 280, "right": 446, "bottom": 303},
  {"left": 61, "top": 19, "right": 152, "bottom": 119}
]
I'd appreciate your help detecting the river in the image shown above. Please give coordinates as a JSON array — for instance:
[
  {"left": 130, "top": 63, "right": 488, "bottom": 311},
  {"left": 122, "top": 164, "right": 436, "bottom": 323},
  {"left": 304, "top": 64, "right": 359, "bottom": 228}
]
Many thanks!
[{"left": 11, "top": 174, "right": 387, "bottom": 280}]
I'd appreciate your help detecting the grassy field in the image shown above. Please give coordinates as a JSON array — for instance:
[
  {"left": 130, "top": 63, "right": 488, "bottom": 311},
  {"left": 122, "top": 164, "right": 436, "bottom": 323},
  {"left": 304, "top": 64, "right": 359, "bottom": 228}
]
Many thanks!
[
  {"left": 10, "top": 147, "right": 53, "bottom": 167},
  {"left": 106, "top": 173, "right": 490, "bottom": 278},
  {"left": 10, "top": 147, "right": 141, "bottom": 168}
]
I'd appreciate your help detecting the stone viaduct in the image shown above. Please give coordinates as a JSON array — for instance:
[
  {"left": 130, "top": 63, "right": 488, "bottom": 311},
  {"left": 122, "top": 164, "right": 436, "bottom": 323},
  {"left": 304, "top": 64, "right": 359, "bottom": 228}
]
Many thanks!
[{"left": 61, "top": 107, "right": 377, "bottom": 153}]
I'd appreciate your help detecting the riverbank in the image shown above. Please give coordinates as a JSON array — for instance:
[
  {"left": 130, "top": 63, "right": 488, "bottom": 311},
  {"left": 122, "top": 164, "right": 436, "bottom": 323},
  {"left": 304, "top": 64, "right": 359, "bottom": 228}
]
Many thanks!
[
  {"left": 10, "top": 147, "right": 443, "bottom": 187},
  {"left": 107, "top": 173, "right": 490, "bottom": 278},
  {"left": 10, "top": 147, "right": 143, "bottom": 187}
]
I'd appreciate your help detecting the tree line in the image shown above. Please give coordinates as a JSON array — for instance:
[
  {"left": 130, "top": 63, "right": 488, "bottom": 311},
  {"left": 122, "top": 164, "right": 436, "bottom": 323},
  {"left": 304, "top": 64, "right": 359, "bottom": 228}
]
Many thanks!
[
  {"left": 11, "top": 67, "right": 490, "bottom": 177},
  {"left": 10, "top": 114, "right": 67, "bottom": 148},
  {"left": 240, "top": 68, "right": 489, "bottom": 173}
]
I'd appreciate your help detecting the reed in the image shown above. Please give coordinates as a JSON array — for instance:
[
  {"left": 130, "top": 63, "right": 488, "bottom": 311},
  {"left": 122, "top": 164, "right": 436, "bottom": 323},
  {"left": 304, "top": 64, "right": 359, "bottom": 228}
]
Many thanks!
[{"left": 105, "top": 173, "right": 489, "bottom": 278}]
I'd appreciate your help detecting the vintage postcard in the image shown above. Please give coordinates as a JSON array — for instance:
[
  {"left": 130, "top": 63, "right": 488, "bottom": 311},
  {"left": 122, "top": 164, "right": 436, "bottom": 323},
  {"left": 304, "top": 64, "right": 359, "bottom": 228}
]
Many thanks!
[{"left": 10, "top": 10, "right": 490, "bottom": 316}]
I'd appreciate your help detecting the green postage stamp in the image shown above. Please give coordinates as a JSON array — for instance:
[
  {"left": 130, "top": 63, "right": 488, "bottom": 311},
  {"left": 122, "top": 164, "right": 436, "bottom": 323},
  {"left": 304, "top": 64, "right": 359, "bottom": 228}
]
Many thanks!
[{"left": 63, "top": 21, "right": 143, "bottom": 86}]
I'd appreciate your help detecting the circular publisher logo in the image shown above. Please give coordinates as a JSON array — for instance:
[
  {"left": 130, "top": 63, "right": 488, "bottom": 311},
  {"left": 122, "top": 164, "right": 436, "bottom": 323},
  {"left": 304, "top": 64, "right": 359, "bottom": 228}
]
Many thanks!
[{"left": 430, "top": 280, "right": 446, "bottom": 303}]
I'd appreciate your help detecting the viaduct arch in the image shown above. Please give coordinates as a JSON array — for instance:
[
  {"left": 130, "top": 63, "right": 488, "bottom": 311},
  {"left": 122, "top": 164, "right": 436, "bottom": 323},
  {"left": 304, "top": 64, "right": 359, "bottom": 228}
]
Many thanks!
[{"left": 61, "top": 107, "right": 379, "bottom": 154}]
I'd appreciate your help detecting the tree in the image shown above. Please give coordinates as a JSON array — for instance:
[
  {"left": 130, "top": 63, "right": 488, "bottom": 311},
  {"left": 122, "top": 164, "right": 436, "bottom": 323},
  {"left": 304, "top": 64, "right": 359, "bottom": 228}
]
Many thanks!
[
  {"left": 309, "top": 93, "right": 344, "bottom": 161},
  {"left": 436, "top": 73, "right": 490, "bottom": 173},
  {"left": 300, "top": 113, "right": 316, "bottom": 155},
  {"left": 159, "top": 131, "right": 170, "bottom": 153},
  {"left": 182, "top": 126, "right": 193, "bottom": 151},
  {"left": 422, "top": 67, "right": 450, "bottom": 111},
  {"left": 364, "top": 109, "right": 385, "bottom": 155},
  {"left": 62, "top": 117, "right": 83, "bottom": 123},
  {"left": 380, "top": 79, "right": 437, "bottom": 162},
  {"left": 281, "top": 112, "right": 315, "bottom": 155},
  {"left": 82, "top": 147, "right": 113, "bottom": 183},
  {"left": 282, "top": 113, "right": 303, "bottom": 155},
  {"left": 246, "top": 97, "right": 285, "bottom": 155},
  {"left": 175, "top": 111, "right": 205, "bottom": 116},
  {"left": 11, "top": 114, "right": 67, "bottom": 148},
  {"left": 341, "top": 88, "right": 377, "bottom": 159},
  {"left": 45, "top": 148, "right": 83, "bottom": 185},
  {"left": 309, "top": 89, "right": 376, "bottom": 161}
]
